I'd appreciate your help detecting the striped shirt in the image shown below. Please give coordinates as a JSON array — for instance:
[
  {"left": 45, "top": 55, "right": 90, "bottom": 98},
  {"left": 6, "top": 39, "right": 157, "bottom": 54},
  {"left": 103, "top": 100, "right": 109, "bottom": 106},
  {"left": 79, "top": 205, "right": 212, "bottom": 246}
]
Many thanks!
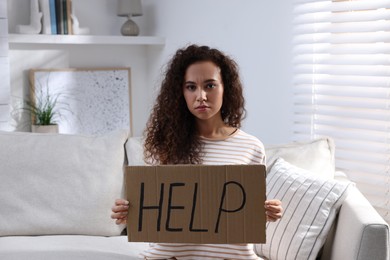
[{"left": 141, "top": 129, "right": 265, "bottom": 260}]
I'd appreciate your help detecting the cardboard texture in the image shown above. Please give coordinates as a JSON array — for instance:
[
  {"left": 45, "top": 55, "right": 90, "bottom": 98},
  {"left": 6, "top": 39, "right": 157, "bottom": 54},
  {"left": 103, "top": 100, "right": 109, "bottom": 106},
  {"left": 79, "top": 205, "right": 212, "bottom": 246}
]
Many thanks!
[{"left": 126, "top": 165, "right": 266, "bottom": 244}]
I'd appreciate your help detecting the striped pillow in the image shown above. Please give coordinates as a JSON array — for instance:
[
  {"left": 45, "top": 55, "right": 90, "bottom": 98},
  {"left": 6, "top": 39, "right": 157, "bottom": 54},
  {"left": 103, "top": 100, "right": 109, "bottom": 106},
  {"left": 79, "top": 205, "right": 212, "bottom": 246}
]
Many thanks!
[{"left": 255, "top": 158, "right": 352, "bottom": 260}]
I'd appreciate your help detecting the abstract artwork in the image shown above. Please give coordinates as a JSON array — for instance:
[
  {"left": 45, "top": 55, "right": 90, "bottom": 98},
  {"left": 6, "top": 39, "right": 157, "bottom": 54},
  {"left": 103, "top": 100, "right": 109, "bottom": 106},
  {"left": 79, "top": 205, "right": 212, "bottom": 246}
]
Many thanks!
[{"left": 29, "top": 68, "right": 132, "bottom": 135}]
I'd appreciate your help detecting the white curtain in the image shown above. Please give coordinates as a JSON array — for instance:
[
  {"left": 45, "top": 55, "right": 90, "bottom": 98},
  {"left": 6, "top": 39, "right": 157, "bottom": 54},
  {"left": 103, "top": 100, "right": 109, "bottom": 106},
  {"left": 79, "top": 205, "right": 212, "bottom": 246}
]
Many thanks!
[{"left": 292, "top": 0, "right": 390, "bottom": 223}]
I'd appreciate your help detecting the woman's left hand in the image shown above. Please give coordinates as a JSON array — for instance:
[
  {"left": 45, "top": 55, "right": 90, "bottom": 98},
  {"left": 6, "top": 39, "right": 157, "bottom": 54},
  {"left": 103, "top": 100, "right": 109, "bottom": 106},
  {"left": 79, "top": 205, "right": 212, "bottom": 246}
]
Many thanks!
[{"left": 265, "top": 199, "right": 283, "bottom": 222}]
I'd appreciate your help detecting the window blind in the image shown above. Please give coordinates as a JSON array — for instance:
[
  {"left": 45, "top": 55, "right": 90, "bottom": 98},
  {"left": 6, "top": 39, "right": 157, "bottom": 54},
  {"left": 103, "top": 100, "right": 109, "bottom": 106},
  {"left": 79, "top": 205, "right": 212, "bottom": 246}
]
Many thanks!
[{"left": 292, "top": 0, "right": 390, "bottom": 223}]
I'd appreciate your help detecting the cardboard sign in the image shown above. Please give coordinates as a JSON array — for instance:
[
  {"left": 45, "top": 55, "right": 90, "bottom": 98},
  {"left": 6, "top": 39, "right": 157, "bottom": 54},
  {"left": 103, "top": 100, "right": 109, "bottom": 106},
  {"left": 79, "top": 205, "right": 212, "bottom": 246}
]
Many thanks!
[{"left": 125, "top": 164, "right": 266, "bottom": 244}]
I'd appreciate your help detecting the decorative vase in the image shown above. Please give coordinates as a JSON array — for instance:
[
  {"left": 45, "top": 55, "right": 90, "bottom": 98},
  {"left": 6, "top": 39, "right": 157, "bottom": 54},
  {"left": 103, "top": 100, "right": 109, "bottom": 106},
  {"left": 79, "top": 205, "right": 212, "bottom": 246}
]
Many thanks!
[
  {"left": 31, "top": 125, "right": 59, "bottom": 134},
  {"left": 121, "top": 16, "right": 140, "bottom": 36}
]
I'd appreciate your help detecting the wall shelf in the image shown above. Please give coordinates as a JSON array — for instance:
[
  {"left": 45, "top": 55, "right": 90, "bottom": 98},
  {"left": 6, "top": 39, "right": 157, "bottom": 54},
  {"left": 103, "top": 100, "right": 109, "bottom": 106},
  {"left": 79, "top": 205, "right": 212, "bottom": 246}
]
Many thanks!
[{"left": 8, "top": 34, "right": 165, "bottom": 46}]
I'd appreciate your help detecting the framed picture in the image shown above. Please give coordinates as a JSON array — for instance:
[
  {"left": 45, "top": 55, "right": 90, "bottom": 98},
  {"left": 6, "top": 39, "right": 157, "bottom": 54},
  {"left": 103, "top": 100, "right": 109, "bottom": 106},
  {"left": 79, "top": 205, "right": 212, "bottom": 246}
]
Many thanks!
[{"left": 29, "top": 68, "right": 133, "bottom": 135}]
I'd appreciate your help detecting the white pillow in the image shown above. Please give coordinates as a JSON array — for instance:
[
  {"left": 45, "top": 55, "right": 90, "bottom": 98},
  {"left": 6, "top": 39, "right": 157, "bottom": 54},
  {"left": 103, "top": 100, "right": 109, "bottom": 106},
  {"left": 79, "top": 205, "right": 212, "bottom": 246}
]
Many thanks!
[
  {"left": 0, "top": 130, "right": 129, "bottom": 236},
  {"left": 265, "top": 137, "right": 335, "bottom": 179},
  {"left": 255, "top": 158, "right": 352, "bottom": 260},
  {"left": 125, "top": 136, "right": 145, "bottom": 165}
]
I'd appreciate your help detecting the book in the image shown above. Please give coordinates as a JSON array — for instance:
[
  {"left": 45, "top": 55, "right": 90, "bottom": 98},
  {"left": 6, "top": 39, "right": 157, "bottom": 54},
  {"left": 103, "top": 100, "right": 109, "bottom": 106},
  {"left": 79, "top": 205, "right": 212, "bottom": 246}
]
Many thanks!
[
  {"left": 49, "top": 0, "right": 57, "bottom": 34},
  {"left": 55, "top": 0, "right": 63, "bottom": 34},
  {"left": 62, "top": 0, "right": 68, "bottom": 34},
  {"left": 66, "top": 0, "right": 73, "bottom": 34},
  {"left": 39, "top": 0, "right": 51, "bottom": 34}
]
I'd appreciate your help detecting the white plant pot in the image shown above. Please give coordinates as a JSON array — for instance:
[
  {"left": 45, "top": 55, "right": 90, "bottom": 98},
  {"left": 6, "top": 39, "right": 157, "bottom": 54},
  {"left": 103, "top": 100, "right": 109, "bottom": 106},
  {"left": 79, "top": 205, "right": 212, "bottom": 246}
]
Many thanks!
[{"left": 31, "top": 125, "right": 59, "bottom": 133}]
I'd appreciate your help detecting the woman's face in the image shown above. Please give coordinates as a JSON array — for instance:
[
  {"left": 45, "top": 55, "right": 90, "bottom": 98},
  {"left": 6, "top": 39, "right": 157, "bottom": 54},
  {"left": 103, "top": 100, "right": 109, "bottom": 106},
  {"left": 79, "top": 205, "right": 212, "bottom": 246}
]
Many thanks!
[{"left": 183, "top": 61, "right": 224, "bottom": 123}]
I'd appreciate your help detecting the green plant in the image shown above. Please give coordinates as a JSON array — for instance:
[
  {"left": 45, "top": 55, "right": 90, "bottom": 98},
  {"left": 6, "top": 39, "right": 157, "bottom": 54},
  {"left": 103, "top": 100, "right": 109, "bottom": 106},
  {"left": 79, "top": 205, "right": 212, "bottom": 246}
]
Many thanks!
[
  {"left": 10, "top": 72, "right": 73, "bottom": 131},
  {"left": 24, "top": 84, "right": 71, "bottom": 126},
  {"left": 25, "top": 88, "right": 59, "bottom": 125}
]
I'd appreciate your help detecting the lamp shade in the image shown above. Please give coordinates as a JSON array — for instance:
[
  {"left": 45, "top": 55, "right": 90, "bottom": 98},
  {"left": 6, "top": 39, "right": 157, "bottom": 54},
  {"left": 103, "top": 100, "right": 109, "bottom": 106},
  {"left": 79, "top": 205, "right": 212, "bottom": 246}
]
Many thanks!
[{"left": 117, "top": 0, "right": 142, "bottom": 17}]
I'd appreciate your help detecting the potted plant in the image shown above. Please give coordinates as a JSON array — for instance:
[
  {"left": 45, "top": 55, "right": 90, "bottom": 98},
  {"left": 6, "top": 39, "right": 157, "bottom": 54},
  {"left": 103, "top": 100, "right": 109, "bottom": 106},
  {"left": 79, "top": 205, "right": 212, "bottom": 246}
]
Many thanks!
[{"left": 25, "top": 83, "right": 70, "bottom": 133}]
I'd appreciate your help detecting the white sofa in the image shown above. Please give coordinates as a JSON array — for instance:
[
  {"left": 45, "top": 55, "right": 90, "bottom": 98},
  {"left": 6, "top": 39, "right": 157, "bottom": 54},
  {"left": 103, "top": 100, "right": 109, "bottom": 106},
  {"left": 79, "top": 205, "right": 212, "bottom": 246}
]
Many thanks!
[{"left": 0, "top": 130, "right": 388, "bottom": 260}]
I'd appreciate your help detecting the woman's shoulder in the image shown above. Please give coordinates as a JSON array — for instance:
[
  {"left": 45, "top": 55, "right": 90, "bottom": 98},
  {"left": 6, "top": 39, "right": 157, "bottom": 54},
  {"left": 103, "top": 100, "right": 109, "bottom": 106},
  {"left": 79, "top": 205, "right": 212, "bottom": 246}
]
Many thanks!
[
  {"left": 200, "top": 129, "right": 266, "bottom": 165},
  {"left": 229, "top": 129, "right": 266, "bottom": 164},
  {"left": 234, "top": 129, "right": 265, "bottom": 148},
  {"left": 200, "top": 128, "right": 265, "bottom": 151}
]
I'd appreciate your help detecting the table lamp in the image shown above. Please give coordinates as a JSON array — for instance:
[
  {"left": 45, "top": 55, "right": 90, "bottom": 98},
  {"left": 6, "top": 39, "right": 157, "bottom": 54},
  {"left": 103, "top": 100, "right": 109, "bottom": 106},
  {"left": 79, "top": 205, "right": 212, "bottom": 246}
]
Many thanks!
[{"left": 117, "top": 0, "right": 143, "bottom": 36}]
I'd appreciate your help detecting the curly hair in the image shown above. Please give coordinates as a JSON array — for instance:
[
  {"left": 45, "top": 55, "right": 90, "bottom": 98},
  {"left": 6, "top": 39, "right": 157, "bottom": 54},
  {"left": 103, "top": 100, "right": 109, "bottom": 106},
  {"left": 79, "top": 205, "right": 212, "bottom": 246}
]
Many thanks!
[{"left": 144, "top": 44, "right": 246, "bottom": 165}]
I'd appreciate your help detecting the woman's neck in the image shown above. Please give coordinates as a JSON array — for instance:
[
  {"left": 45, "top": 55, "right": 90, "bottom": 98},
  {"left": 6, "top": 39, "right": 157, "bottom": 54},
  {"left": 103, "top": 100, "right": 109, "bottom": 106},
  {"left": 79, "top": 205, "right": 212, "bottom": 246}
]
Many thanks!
[{"left": 196, "top": 119, "right": 236, "bottom": 140}]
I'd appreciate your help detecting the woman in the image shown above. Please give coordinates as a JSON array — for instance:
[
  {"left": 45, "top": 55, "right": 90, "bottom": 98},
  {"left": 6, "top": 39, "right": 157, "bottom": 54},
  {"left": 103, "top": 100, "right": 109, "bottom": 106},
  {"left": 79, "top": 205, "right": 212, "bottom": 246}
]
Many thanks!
[{"left": 112, "top": 44, "right": 282, "bottom": 259}]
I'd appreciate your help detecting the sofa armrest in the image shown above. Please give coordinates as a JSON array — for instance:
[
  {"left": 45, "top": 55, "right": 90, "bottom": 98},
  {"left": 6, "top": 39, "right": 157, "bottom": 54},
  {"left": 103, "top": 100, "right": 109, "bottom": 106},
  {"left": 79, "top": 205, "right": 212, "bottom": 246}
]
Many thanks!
[{"left": 322, "top": 186, "right": 389, "bottom": 260}]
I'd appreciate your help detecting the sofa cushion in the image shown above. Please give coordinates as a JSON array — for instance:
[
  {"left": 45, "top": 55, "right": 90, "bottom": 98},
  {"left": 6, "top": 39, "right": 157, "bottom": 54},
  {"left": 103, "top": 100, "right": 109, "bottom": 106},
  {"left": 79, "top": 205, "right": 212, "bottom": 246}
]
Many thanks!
[
  {"left": 255, "top": 158, "right": 352, "bottom": 260},
  {"left": 125, "top": 136, "right": 145, "bottom": 165},
  {"left": 0, "top": 130, "right": 128, "bottom": 236},
  {"left": 265, "top": 137, "right": 335, "bottom": 179},
  {"left": 0, "top": 235, "right": 149, "bottom": 260}
]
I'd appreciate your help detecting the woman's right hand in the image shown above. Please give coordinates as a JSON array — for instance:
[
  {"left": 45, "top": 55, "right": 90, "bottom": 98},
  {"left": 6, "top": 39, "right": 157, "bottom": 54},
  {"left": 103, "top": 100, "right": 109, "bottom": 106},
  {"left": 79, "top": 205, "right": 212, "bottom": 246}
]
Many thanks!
[{"left": 111, "top": 199, "right": 129, "bottom": 225}]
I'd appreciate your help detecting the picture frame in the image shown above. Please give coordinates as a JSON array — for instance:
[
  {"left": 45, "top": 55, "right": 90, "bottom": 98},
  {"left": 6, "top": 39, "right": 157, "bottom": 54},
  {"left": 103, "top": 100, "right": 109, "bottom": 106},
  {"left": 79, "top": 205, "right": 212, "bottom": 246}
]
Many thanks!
[{"left": 29, "top": 68, "right": 133, "bottom": 136}]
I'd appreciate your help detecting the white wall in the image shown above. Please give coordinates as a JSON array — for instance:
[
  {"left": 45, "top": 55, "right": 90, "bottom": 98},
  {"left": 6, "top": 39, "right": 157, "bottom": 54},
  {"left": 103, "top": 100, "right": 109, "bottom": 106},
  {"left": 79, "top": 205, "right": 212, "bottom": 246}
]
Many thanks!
[
  {"left": 6, "top": 0, "right": 293, "bottom": 143},
  {"left": 0, "top": 0, "right": 10, "bottom": 131},
  {"left": 142, "top": 0, "right": 293, "bottom": 144}
]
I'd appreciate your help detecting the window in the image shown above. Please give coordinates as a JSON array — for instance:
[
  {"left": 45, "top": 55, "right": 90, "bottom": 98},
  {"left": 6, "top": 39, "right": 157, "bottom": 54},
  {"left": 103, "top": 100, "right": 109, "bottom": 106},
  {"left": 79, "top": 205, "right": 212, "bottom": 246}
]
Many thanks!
[{"left": 292, "top": 0, "right": 390, "bottom": 223}]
